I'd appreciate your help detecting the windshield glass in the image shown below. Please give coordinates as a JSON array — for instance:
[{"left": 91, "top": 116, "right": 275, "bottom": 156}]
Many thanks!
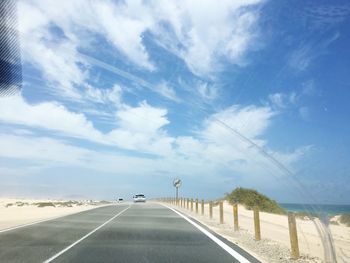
[{"left": 0, "top": 0, "right": 349, "bottom": 262}]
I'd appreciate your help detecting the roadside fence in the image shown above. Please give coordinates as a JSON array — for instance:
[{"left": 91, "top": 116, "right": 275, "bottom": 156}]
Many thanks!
[{"left": 157, "top": 197, "right": 300, "bottom": 260}]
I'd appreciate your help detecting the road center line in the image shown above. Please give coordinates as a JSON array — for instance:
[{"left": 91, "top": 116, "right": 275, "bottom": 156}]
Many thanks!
[
  {"left": 163, "top": 204, "right": 252, "bottom": 263},
  {"left": 43, "top": 205, "right": 131, "bottom": 263}
]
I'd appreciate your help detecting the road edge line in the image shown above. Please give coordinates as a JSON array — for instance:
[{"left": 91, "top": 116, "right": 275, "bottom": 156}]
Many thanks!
[
  {"left": 43, "top": 205, "right": 131, "bottom": 263},
  {"left": 0, "top": 204, "right": 114, "bottom": 234},
  {"left": 163, "top": 204, "right": 252, "bottom": 263}
]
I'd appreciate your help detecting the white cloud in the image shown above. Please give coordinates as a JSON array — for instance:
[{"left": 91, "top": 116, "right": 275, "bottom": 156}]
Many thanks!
[
  {"left": 2, "top": 1, "right": 317, "bottom": 198},
  {"left": 18, "top": 2, "right": 85, "bottom": 99},
  {"left": 197, "top": 82, "right": 218, "bottom": 101},
  {"left": 0, "top": 96, "right": 103, "bottom": 141},
  {"left": 18, "top": 0, "right": 152, "bottom": 102},
  {"left": 92, "top": 0, "right": 155, "bottom": 70},
  {"left": 195, "top": 105, "right": 276, "bottom": 167},
  {"left": 0, "top": 94, "right": 307, "bottom": 172},
  {"left": 0, "top": 134, "right": 161, "bottom": 176},
  {"left": 270, "top": 145, "right": 313, "bottom": 168},
  {"left": 173, "top": 104, "right": 309, "bottom": 180},
  {"left": 303, "top": 4, "right": 350, "bottom": 30},
  {"left": 0, "top": 134, "right": 90, "bottom": 165},
  {"left": 0, "top": 95, "right": 173, "bottom": 156},
  {"left": 115, "top": 101, "right": 169, "bottom": 134},
  {"left": 175, "top": 136, "right": 206, "bottom": 159},
  {"left": 84, "top": 84, "right": 123, "bottom": 106},
  {"left": 268, "top": 85, "right": 317, "bottom": 122},
  {"left": 79, "top": 54, "right": 180, "bottom": 103},
  {"left": 288, "top": 45, "right": 314, "bottom": 72},
  {"left": 268, "top": 92, "right": 298, "bottom": 109},
  {"left": 268, "top": 93, "right": 285, "bottom": 108},
  {"left": 152, "top": 0, "right": 262, "bottom": 76},
  {"left": 288, "top": 33, "right": 339, "bottom": 72},
  {"left": 0, "top": 96, "right": 310, "bottom": 197},
  {"left": 18, "top": 0, "right": 155, "bottom": 73},
  {"left": 202, "top": 105, "right": 275, "bottom": 140},
  {"left": 0, "top": 95, "right": 298, "bottom": 169},
  {"left": 108, "top": 101, "right": 174, "bottom": 155},
  {"left": 155, "top": 82, "right": 180, "bottom": 102},
  {"left": 19, "top": 0, "right": 263, "bottom": 92}
]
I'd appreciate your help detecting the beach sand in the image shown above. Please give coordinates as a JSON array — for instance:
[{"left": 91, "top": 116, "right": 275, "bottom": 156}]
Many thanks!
[
  {"left": 165, "top": 201, "right": 350, "bottom": 263},
  {"left": 0, "top": 198, "right": 106, "bottom": 231}
]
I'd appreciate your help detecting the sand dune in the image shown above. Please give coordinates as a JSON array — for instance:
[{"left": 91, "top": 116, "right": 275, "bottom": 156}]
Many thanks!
[{"left": 0, "top": 198, "right": 107, "bottom": 231}]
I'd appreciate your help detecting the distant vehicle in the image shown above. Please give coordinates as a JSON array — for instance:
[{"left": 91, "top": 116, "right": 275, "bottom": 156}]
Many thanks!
[
  {"left": 118, "top": 198, "right": 123, "bottom": 202},
  {"left": 133, "top": 194, "right": 146, "bottom": 203}
]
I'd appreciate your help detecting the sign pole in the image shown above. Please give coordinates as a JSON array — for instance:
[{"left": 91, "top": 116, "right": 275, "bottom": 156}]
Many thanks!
[{"left": 173, "top": 178, "right": 182, "bottom": 205}]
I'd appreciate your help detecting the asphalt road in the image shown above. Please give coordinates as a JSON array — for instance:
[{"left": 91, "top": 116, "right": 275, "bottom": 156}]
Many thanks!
[{"left": 0, "top": 203, "right": 260, "bottom": 263}]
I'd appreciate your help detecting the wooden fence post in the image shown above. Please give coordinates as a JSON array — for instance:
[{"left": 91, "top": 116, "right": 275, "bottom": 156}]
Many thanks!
[
  {"left": 233, "top": 203, "right": 239, "bottom": 231},
  {"left": 195, "top": 199, "right": 199, "bottom": 213},
  {"left": 219, "top": 201, "right": 224, "bottom": 224},
  {"left": 254, "top": 207, "right": 261, "bottom": 241},
  {"left": 288, "top": 212, "right": 300, "bottom": 259},
  {"left": 201, "top": 199, "right": 204, "bottom": 215},
  {"left": 209, "top": 201, "right": 213, "bottom": 219}
]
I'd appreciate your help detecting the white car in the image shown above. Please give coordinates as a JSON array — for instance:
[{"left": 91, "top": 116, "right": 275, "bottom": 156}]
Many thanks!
[{"left": 133, "top": 194, "right": 146, "bottom": 203}]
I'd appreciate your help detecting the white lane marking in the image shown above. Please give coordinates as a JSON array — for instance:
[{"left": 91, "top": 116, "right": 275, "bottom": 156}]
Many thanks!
[
  {"left": 163, "top": 204, "right": 252, "bottom": 263},
  {"left": 43, "top": 205, "right": 131, "bottom": 263},
  {"left": 0, "top": 205, "right": 112, "bottom": 234}
]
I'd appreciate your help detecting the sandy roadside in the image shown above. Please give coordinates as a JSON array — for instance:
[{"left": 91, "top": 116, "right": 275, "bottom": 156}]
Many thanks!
[
  {"left": 0, "top": 198, "right": 109, "bottom": 231},
  {"left": 162, "top": 201, "right": 350, "bottom": 263}
]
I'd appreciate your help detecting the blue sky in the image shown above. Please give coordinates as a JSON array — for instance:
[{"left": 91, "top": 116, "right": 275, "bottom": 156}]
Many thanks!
[{"left": 0, "top": 0, "right": 350, "bottom": 203}]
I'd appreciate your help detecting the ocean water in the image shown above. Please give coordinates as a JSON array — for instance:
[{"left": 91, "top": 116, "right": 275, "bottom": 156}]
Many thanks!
[{"left": 279, "top": 203, "right": 350, "bottom": 215}]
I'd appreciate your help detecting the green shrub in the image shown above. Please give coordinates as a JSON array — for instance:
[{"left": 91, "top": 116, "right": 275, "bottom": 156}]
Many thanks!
[
  {"left": 225, "top": 187, "right": 286, "bottom": 214},
  {"left": 15, "top": 202, "right": 29, "bottom": 207},
  {"left": 35, "top": 202, "right": 55, "bottom": 208},
  {"left": 55, "top": 201, "right": 81, "bottom": 207},
  {"left": 339, "top": 214, "right": 350, "bottom": 227}
]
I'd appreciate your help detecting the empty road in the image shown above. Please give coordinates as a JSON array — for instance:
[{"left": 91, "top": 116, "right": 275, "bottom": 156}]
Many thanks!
[{"left": 0, "top": 203, "right": 260, "bottom": 263}]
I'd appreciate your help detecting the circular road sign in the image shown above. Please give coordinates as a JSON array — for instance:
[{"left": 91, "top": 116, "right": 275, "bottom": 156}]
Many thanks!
[{"left": 173, "top": 178, "right": 182, "bottom": 188}]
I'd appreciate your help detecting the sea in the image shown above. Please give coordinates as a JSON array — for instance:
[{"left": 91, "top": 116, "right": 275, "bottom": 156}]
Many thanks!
[{"left": 279, "top": 203, "right": 350, "bottom": 215}]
